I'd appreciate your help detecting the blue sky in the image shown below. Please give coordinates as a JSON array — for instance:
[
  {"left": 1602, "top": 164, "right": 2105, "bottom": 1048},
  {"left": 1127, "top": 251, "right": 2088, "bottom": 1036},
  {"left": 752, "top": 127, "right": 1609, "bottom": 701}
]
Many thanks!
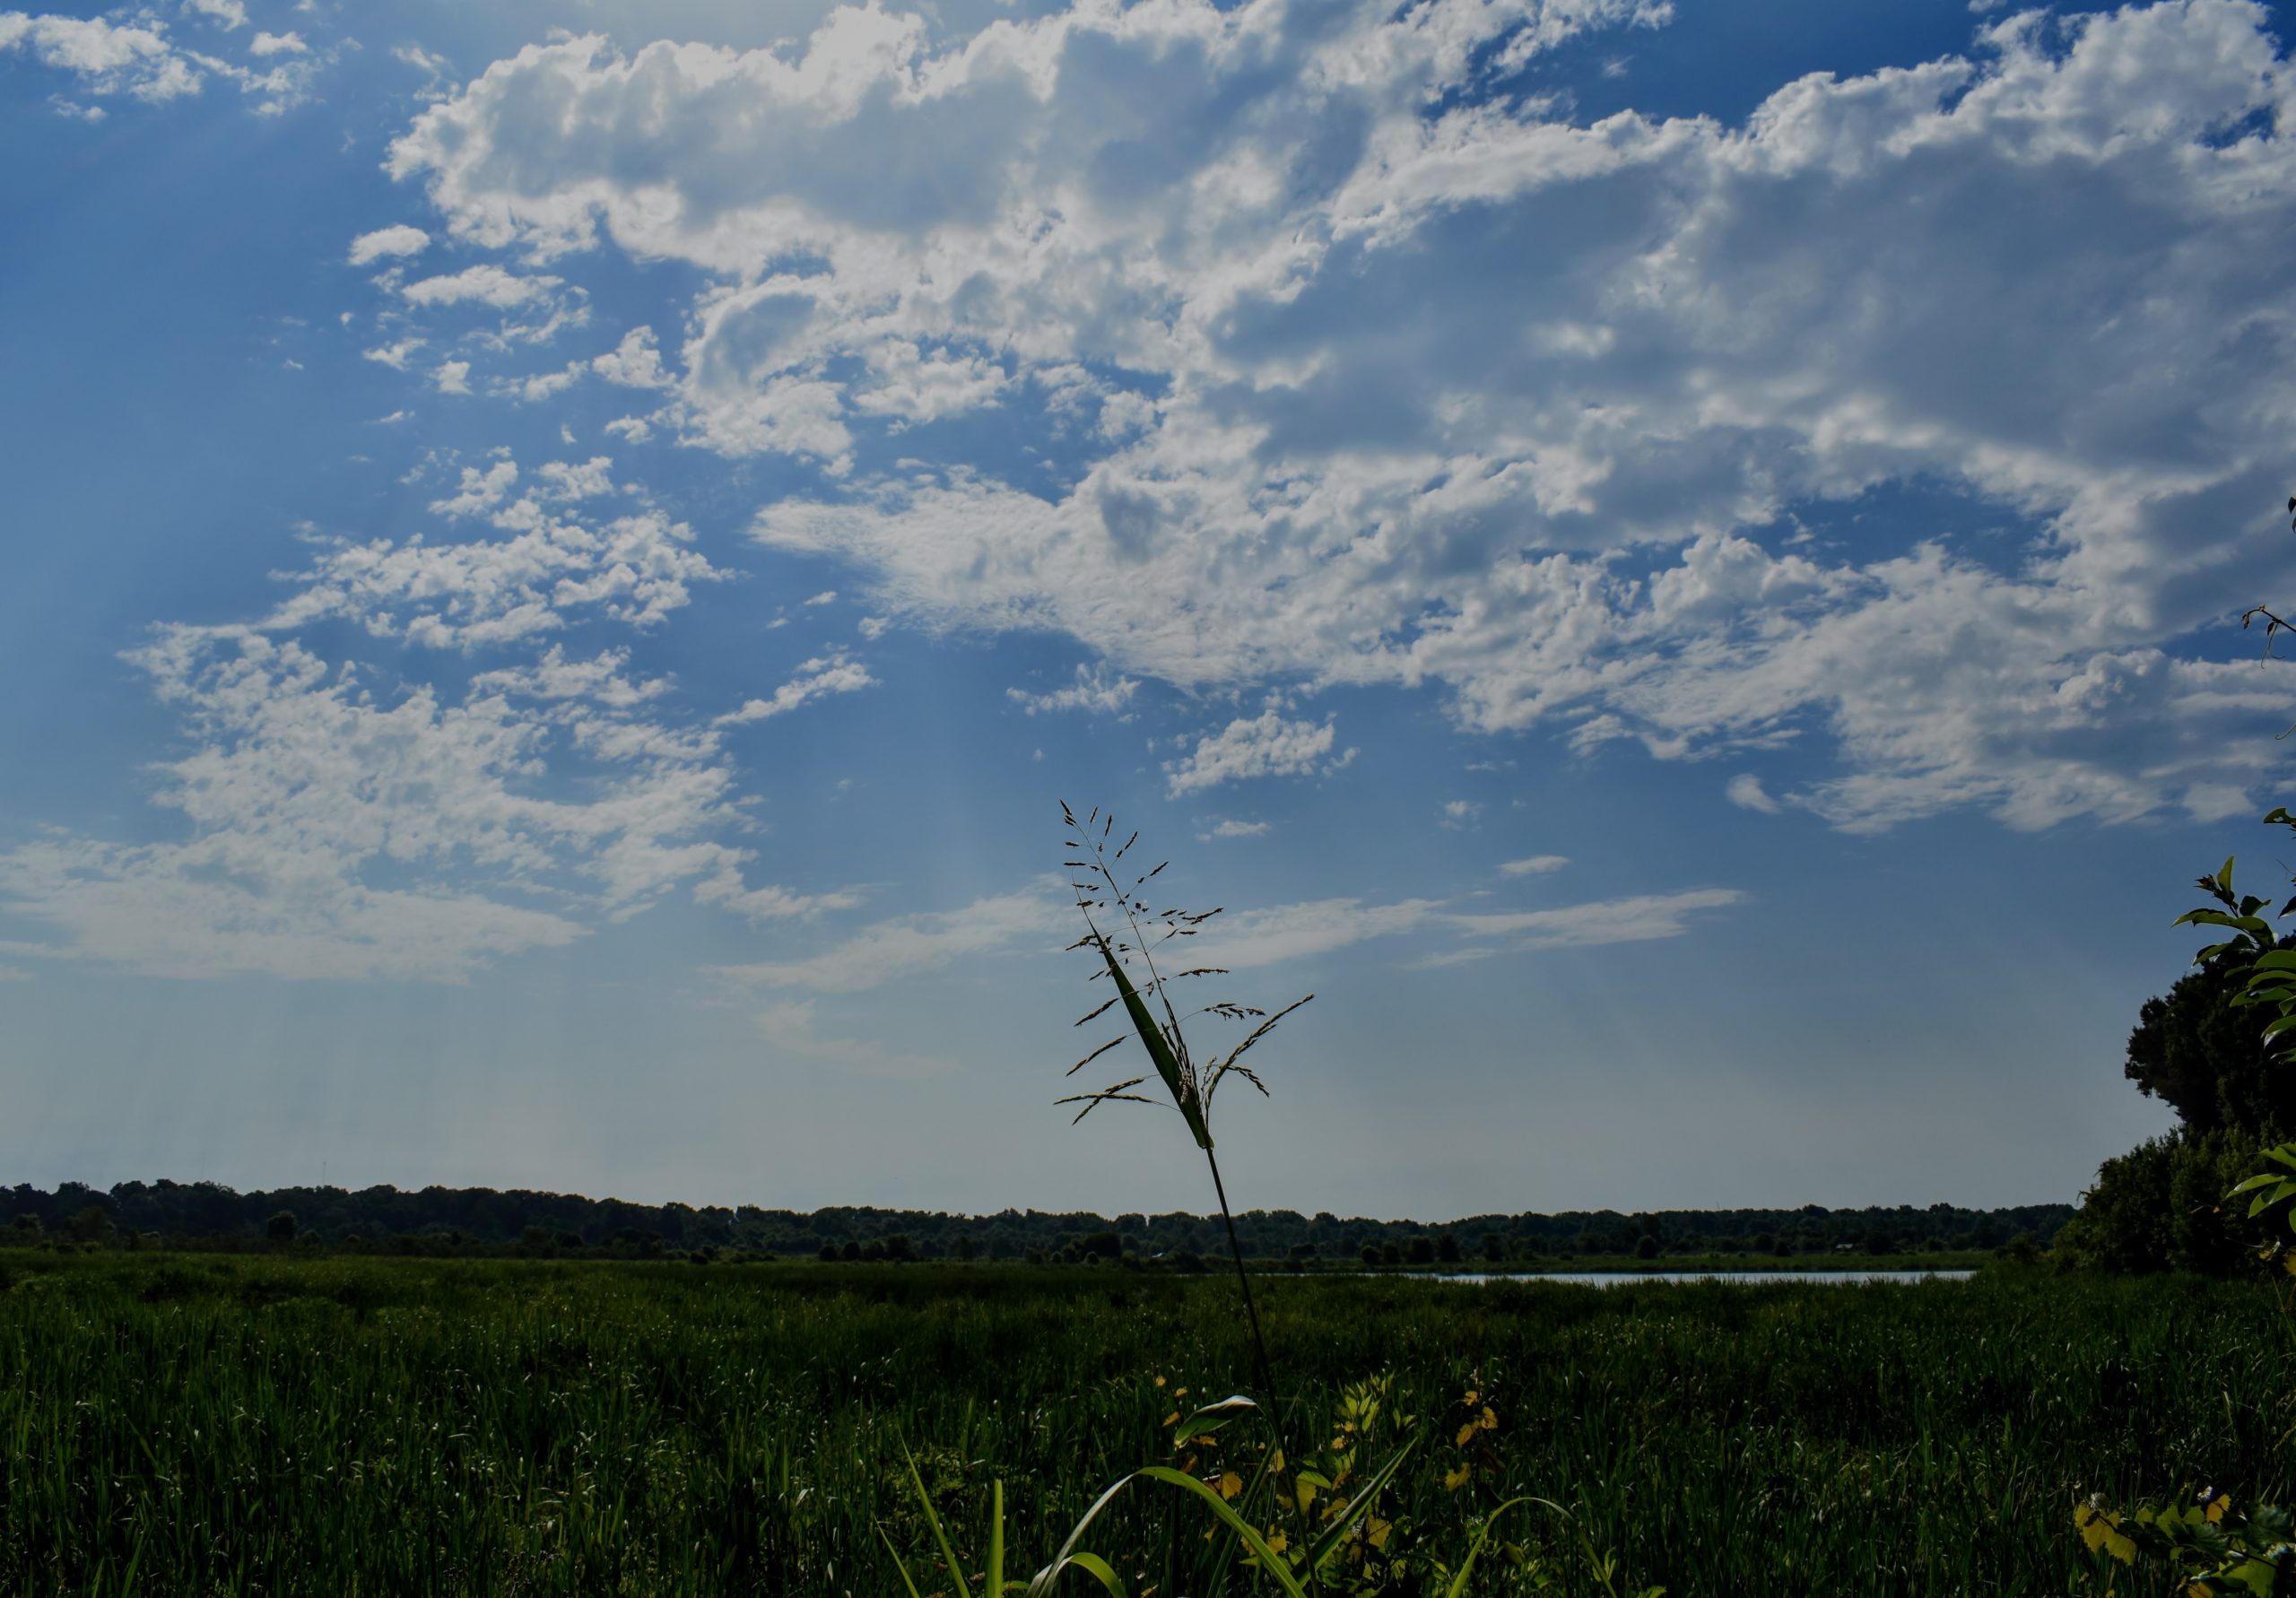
[{"left": 4, "top": 0, "right": 2293, "bottom": 1219}]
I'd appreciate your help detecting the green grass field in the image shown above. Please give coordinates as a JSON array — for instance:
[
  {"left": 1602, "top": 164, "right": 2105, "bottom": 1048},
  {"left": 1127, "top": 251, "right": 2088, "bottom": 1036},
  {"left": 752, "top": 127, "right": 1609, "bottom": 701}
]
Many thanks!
[{"left": 2, "top": 1251, "right": 2285, "bottom": 1594}]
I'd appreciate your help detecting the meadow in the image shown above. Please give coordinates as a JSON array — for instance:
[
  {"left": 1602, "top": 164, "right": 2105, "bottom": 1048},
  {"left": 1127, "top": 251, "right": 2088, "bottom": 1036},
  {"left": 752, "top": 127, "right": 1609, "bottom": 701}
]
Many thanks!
[{"left": 2, "top": 1251, "right": 2285, "bottom": 1595}]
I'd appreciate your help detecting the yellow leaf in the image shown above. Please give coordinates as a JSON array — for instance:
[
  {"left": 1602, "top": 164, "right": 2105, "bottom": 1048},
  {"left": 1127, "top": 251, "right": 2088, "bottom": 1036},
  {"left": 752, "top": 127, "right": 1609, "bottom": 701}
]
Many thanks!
[
  {"left": 1457, "top": 1422, "right": 1478, "bottom": 1447},
  {"left": 1480, "top": 1407, "right": 1498, "bottom": 1431},
  {"left": 1163, "top": 1411, "right": 1179, "bottom": 1427},
  {"left": 1265, "top": 1531, "right": 1289, "bottom": 1556},
  {"left": 2076, "top": 1505, "right": 2117, "bottom": 1551},
  {"left": 2207, "top": 1494, "right": 2231, "bottom": 1524},
  {"left": 1155, "top": 1376, "right": 1168, "bottom": 1388},
  {"left": 1218, "top": 1472, "right": 1242, "bottom": 1501},
  {"left": 2103, "top": 1527, "right": 2136, "bottom": 1564},
  {"left": 1462, "top": 1389, "right": 1480, "bottom": 1407},
  {"left": 1444, "top": 1463, "right": 1472, "bottom": 1490},
  {"left": 1367, "top": 1517, "right": 1392, "bottom": 1550}
]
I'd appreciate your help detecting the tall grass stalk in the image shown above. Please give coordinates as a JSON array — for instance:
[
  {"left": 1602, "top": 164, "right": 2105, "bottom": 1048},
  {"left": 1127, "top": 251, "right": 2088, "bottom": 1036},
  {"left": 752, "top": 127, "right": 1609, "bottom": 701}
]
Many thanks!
[{"left": 1057, "top": 803, "right": 1316, "bottom": 1545}]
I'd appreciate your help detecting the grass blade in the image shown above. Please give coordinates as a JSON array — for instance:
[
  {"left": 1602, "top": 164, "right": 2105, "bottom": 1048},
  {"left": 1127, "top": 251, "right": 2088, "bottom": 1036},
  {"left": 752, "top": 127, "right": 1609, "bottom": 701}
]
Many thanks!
[
  {"left": 903, "top": 1437, "right": 973, "bottom": 1595},
  {"left": 1131, "top": 1466, "right": 1309, "bottom": 1597},
  {"left": 1441, "top": 1494, "right": 1568, "bottom": 1598},
  {"left": 1303, "top": 1428, "right": 1421, "bottom": 1575},
  {"left": 1096, "top": 938, "right": 1212, "bottom": 1150}
]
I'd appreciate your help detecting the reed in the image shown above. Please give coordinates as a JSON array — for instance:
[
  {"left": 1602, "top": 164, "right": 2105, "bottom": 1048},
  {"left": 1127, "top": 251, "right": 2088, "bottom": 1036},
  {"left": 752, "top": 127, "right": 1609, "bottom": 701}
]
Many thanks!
[{"left": 1058, "top": 802, "right": 1318, "bottom": 1549}]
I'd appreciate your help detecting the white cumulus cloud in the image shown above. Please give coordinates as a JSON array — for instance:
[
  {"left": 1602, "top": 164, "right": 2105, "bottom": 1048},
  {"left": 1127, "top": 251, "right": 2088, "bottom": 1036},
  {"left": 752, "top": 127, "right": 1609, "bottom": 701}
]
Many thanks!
[
  {"left": 1007, "top": 664, "right": 1138, "bottom": 716},
  {"left": 349, "top": 224, "right": 430, "bottom": 265},
  {"left": 371, "top": 0, "right": 2296, "bottom": 834},
  {"left": 1165, "top": 709, "right": 1355, "bottom": 796}
]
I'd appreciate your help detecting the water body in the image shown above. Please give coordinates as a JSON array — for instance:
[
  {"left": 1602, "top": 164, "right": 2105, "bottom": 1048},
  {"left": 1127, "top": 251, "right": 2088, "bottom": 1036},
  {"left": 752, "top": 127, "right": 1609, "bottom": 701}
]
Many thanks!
[{"left": 1432, "top": 1269, "right": 1974, "bottom": 1288}]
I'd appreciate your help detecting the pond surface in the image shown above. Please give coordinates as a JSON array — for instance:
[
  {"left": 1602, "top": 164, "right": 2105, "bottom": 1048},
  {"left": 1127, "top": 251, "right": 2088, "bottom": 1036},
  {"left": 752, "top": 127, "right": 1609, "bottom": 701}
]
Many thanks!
[{"left": 1433, "top": 1268, "right": 1975, "bottom": 1288}]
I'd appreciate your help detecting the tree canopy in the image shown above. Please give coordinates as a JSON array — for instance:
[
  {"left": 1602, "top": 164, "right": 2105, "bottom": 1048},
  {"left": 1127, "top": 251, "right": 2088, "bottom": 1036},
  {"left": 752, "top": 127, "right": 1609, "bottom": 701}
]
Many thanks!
[{"left": 2124, "top": 937, "right": 2296, "bottom": 1136}]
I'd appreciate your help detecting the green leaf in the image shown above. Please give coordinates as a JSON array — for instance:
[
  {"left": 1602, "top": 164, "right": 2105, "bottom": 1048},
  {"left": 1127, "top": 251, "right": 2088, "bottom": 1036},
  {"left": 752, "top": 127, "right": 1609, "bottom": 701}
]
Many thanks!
[
  {"left": 1029, "top": 1472, "right": 1142, "bottom": 1598},
  {"left": 1170, "top": 1394, "right": 1258, "bottom": 1444},
  {"left": 1130, "top": 1467, "right": 1310, "bottom": 1598},
  {"left": 1305, "top": 1429, "right": 1423, "bottom": 1576},
  {"left": 1096, "top": 938, "right": 1212, "bottom": 1150},
  {"left": 877, "top": 1525, "right": 930, "bottom": 1598},
  {"left": 1032, "top": 1551, "right": 1126, "bottom": 1596},
  {"left": 1442, "top": 1496, "right": 1571, "bottom": 1598},
  {"left": 903, "top": 1438, "right": 974, "bottom": 1596},
  {"left": 2227, "top": 1558, "right": 2278, "bottom": 1596},
  {"left": 988, "top": 1479, "right": 1004, "bottom": 1597}
]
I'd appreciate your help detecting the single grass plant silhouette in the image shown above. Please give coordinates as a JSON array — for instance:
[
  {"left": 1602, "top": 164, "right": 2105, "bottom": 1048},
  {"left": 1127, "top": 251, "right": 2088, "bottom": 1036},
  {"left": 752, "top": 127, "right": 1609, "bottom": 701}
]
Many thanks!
[{"left": 1058, "top": 803, "right": 1317, "bottom": 1533}]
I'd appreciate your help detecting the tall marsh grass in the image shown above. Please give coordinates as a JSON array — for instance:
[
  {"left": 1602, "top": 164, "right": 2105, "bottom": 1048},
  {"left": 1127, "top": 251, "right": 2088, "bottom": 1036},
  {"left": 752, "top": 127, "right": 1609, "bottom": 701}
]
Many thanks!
[{"left": 2, "top": 1251, "right": 2283, "bottom": 1594}]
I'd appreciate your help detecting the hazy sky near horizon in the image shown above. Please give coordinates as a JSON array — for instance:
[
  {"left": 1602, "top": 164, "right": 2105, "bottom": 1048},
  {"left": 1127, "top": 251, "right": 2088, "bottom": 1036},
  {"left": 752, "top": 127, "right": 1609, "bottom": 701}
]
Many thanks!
[{"left": 4, "top": 0, "right": 2294, "bottom": 1219}]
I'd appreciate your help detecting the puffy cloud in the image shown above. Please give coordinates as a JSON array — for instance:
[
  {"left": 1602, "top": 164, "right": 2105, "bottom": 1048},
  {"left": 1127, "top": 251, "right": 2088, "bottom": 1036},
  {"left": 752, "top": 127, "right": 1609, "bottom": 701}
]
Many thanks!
[
  {"left": 0, "top": 452, "right": 835, "bottom": 978},
  {"left": 1, "top": 13, "right": 202, "bottom": 102},
  {"left": 0, "top": 626, "right": 706, "bottom": 980},
  {"left": 348, "top": 224, "right": 430, "bottom": 265},
  {"left": 1199, "top": 819, "right": 1271, "bottom": 839},
  {"left": 1726, "top": 774, "right": 1781, "bottom": 813},
  {"left": 1164, "top": 709, "right": 1355, "bottom": 796},
  {"left": 264, "top": 453, "right": 719, "bottom": 647},
  {"left": 1499, "top": 854, "right": 1569, "bottom": 876},
  {"left": 375, "top": 0, "right": 2296, "bottom": 832},
  {"left": 1006, "top": 664, "right": 1137, "bottom": 716},
  {"left": 717, "top": 653, "right": 877, "bottom": 724},
  {"left": 0, "top": 7, "right": 334, "bottom": 113},
  {"left": 361, "top": 337, "right": 425, "bottom": 369},
  {"left": 402, "top": 265, "right": 561, "bottom": 308},
  {"left": 593, "top": 326, "right": 674, "bottom": 389}
]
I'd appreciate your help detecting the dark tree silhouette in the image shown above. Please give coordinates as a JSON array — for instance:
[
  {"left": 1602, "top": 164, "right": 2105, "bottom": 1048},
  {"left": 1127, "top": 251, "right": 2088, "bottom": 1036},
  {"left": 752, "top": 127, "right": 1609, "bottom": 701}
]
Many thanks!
[{"left": 2125, "top": 938, "right": 2296, "bottom": 1134}]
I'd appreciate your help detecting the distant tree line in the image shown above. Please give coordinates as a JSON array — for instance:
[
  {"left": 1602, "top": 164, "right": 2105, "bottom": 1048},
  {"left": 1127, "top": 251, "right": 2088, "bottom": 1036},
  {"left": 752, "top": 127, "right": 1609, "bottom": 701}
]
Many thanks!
[{"left": 3, "top": 1177, "right": 2066, "bottom": 1265}]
